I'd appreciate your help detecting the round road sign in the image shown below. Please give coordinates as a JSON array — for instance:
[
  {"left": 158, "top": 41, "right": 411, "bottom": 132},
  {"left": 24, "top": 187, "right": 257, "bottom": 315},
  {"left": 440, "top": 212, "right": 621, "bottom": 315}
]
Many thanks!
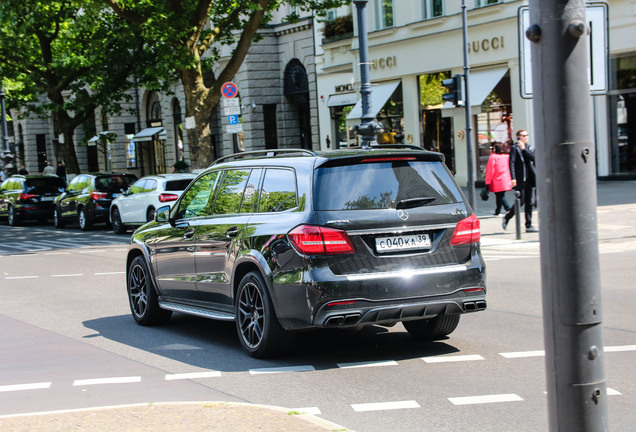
[{"left": 222, "top": 82, "right": 238, "bottom": 98}]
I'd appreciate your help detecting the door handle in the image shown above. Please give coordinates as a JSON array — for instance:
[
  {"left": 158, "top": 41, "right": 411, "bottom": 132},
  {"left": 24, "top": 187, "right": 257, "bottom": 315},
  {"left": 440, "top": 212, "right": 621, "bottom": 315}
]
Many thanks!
[
  {"left": 183, "top": 228, "right": 195, "bottom": 239},
  {"left": 225, "top": 227, "right": 239, "bottom": 238}
]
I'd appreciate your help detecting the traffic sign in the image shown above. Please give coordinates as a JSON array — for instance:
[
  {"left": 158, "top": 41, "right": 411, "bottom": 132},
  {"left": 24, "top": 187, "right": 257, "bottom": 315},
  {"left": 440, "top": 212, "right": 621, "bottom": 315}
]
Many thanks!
[
  {"left": 226, "top": 124, "right": 243, "bottom": 134},
  {"left": 223, "top": 106, "right": 241, "bottom": 116},
  {"left": 228, "top": 114, "right": 239, "bottom": 125},
  {"left": 222, "top": 82, "right": 238, "bottom": 98},
  {"left": 518, "top": 3, "right": 608, "bottom": 98},
  {"left": 222, "top": 98, "right": 239, "bottom": 107}
]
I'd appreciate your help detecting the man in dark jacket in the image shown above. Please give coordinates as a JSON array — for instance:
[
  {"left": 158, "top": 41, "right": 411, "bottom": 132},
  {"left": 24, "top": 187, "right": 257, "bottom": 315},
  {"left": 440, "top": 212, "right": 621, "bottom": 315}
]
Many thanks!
[{"left": 502, "top": 129, "right": 538, "bottom": 232}]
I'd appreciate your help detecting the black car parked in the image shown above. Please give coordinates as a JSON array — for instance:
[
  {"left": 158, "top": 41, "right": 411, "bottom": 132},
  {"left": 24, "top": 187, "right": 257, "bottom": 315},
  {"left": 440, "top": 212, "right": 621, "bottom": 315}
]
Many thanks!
[
  {"left": 0, "top": 175, "right": 66, "bottom": 225},
  {"left": 126, "top": 147, "right": 486, "bottom": 358},
  {"left": 54, "top": 173, "right": 137, "bottom": 230}
]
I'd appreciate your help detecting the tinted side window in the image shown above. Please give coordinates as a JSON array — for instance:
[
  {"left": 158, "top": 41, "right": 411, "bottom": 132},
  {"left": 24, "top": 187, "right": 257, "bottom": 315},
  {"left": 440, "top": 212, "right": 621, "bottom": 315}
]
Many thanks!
[
  {"left": 25, "top": 177, "right": 66, "bottom": 193},
  {"left": 96, "top": 175, "right": 134, "bottom": 193},
  {"left": 314, "top": 160, "right": 463, "bottom": 210},
  {"left": 165, "top": 179, "right": 193, "bottom": 191},
  {"left": 177, "top": 171, "right": 219, "bottom": 219},
  {"left": 128, "top": 180, "right": 147, "bottom": 194},
  {"left": 144, "top": 179, "right": 157, "bottom": 192},
  {"left": 213, "top": 169, "right": 251, "bottom": 215},
  {"left": 239, "top": 169, "right": 262, "bottom": 213},
  {"left": 68, "top": 176, "right": 84, "bottom": 192},
  {"left": 259, "top": 169, "right": 297, "bottom": 212}
]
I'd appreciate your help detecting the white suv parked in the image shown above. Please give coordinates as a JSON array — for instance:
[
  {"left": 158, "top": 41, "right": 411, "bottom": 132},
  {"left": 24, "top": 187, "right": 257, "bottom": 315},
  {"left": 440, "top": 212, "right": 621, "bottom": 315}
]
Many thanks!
[{"left": 110, "top": 173, "right": 195, "bottom": 234}]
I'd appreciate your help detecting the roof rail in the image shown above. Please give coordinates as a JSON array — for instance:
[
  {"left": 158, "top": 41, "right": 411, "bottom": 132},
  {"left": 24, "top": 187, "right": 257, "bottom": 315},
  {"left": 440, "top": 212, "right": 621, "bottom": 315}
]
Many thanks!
[
  {"left": 210, "top": 149, "right": 317, "bottom": 166},
  {"left": 346, "top": 144, "right": 424, "bottom": 151}
]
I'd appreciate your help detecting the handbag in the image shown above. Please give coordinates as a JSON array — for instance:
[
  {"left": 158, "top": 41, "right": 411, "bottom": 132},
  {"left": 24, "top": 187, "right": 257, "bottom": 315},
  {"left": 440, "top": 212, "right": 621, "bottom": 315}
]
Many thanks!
[{"left": 480, "top": 185, "right": 490, "bottom": 201}]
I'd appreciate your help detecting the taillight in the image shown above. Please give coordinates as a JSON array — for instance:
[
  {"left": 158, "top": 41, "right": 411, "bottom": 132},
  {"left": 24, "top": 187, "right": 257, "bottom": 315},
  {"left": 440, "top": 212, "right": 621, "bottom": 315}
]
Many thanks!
[
  {"left": 19, "top": 193, "right": 36, "bottom": 201},
  {"left": 450, "top": 214, "right": 481, "bottom": 245},
  {"left": 288, "top": 225, "right": 355, "bottom": 255},
  {"left": 361, "top": 156, "right": 416, "bottom": 163},
  {"left": 159, "top": 193, "right": 179, "bottom": 202},
  {"left": 91, "top": 191, "right": 107, "bottom": 200}
]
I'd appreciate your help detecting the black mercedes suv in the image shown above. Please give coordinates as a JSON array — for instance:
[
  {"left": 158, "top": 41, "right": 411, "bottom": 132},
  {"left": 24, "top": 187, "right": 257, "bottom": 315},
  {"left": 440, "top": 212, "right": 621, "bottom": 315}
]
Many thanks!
[
  {"left": 54, "top": 173, "right": 137, "bottom": 230},
  {"left": 0, "top": 175, "right": 66, "bottom": 225},
  {"left": 126, "top": 147, "right": 486, "bottom": 357}
]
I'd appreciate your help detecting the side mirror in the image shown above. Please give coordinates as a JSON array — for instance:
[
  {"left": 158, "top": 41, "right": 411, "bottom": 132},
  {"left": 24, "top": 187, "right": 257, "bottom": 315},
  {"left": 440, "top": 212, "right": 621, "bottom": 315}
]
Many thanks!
[{"left": 156, "top": 205, "right": 172, "bottom": 225}]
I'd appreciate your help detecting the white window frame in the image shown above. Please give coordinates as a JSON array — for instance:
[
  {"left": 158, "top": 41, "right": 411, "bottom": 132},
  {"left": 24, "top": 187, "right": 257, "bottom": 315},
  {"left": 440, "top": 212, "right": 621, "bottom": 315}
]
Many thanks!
[
  {"left": 374, "top": 0, "right": 394, "bottom": 30},
  {"left": 422, "top": 0, "right": 444, "bottom": 19},
  {"left": 475, "top": 0, "right": 501, "bottom": 7}
]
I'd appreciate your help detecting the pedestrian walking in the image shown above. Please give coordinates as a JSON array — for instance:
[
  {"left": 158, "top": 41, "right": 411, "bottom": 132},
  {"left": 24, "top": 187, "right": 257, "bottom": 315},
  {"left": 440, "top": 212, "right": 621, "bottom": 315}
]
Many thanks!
[
  {"left": 485, "top": 143, "right": 512, "bottom": 216},
  {"left": 56, "top": 161, "right": 67, "bottom": 184},
  {"left": 18, "top": 164, "right": 28, "bottom": 175},
  {"left": 502, "top": 129, "right": 538, "bottom": 233},
  {"left": 42, "top": 161, "right": 55, "bottom": 175}
]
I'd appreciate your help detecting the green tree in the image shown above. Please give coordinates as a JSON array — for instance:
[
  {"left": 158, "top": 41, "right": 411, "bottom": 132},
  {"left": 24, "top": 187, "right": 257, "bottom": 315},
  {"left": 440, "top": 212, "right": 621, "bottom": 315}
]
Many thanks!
[
  {"left": 419, "top": 71, "right": 450, "bottom": 108},
  {"left": 0, "top": 0, "right": 152, "bottom": 174},
  {"left": 103, "top": 0, "right": 348, "bottom": 169}
]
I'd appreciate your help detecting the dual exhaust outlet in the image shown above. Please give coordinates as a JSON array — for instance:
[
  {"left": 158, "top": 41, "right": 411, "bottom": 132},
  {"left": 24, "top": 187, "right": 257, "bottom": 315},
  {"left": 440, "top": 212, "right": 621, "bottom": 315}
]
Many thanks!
[{"left": 464, "top": 300, "right": 487, "bottom": 312}]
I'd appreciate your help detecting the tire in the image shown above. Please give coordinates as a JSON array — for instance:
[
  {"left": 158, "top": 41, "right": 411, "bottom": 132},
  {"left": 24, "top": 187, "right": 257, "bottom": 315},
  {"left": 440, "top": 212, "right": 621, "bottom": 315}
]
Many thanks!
[
  {"left": 235, "top": 271, "right": 295, "bottom": 358},
  {"left": 146, "top": 207, "right": 156, "bottom": 222},
  {"left": 78, "top": 207, "right": 92, "bottom": 231},
  {"left": 7, "top": 205, "right": 20, "bottom": 226},
  {"left": 403, "top": 314, "right": 461, "bottom": 340},
  {"left": 127, "top": 255, "right": 172, "bottom": 326},
  {"left": 53, "top": 207, "right": 65, "bottom": 228},
  {"left": 111, "top": 207, "right": 127, "bottom": 234}
]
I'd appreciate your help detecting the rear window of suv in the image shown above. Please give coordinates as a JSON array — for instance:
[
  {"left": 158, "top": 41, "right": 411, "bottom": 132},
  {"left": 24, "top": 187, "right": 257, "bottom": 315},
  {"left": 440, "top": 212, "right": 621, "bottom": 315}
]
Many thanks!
[
  {"left": 314, "top": 160, "right": 463, "bottom": 211},
  {"left": 25, "top": 177, "right": 66, "bottom": 193},
  {"left": 165, "top": 179, "right": 194, "bottom": 191},
  {"left": 96, "top": 175, "right": 136, "bottom": 193}
]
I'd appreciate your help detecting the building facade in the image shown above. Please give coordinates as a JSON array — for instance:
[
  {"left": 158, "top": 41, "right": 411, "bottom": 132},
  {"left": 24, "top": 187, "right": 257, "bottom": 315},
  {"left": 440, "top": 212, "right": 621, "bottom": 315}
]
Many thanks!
[{"left": 316, "top": 0, "right": 636, "bottom": 185}]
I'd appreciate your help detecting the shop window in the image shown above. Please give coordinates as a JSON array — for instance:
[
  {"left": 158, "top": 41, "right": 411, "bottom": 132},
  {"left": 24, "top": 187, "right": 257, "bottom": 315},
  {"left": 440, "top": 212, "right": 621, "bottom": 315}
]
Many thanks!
[
  {"left": 375, "top": 0, "right": 394, "bottom": 29},
  {"left": 611, "top": 55, "right": 636, "bottom": 174},
  {"left": 418, "top": 72, "right": 454, "bottom": 173},
  {"left": 124, "top": 123, "right": 138, "bottom": 169},
  {"left": 422, "top": 0, "right": 443, "bottom": 19}
]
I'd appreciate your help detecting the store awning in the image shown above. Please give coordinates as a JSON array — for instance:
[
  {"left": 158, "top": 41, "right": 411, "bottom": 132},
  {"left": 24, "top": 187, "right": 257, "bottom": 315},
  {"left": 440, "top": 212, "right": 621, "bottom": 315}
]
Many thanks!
[
  {"left": 87, "top": 131, "right": 111, "bottom": 145},
  {"left": 133, "top": 127, "right": 166, "bottom": 142},
  {"left": 444, "top": 67, "right": 508, "bottom": 109},
  {"left": 346, "top": 81, "right": 400, "bottom": 120},
  {"left": 327, "top": 92, "right": 358, "bottom": 108}
]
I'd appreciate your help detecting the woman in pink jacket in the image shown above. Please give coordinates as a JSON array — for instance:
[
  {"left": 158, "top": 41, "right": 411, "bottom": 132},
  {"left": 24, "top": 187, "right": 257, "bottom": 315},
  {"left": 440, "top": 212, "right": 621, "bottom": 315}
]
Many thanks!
[{"left": 485, "top": 143, "right": 513, "bottom": 216}]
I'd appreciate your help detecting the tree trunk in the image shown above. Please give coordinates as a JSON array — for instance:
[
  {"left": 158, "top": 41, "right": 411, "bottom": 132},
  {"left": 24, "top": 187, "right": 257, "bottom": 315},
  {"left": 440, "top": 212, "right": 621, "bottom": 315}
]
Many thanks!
[{"left": 59, "top": 126, "right": 80, "bottom": 175}]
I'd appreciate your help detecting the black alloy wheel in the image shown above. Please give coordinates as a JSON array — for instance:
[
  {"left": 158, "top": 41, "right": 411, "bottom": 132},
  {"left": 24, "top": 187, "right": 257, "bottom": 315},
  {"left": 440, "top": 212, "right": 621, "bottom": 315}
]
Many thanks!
[
  {"left": 7, "top": 205, "right": 19, "bottom": 226},
  {"left": 403, "top": 314, "right": 461, "bottom": 340},
  {"left": 236, "top": 271, "right": 294, "bottom": 358},
  {"left": 111, "top": 208, "right": 126, "bottom": 234},
  {"left": 146, "top": 207, "right": 156, "bottom": 222},
  {"left": 78, "top": 208, "right": 92, "bottom": 231},
  {"left": 127, "top": 256, "right": 172, "bottom": 326},
  {"left": 53, "top": 206, "right": 65, "bottom": 228}
]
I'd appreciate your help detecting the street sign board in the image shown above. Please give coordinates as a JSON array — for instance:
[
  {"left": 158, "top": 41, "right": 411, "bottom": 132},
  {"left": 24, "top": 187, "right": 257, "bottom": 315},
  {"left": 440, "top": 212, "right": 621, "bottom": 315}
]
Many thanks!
[
  {"left": 226, "top": 124, "right": 243, "bottom": 134},
  {"left": 223, "top": 106, "right": 241, "bottom": 116},
  {"left": 221, "top": 82, "right": 238, "bottom": 98},
  {"left": 518, "top": 3, "right": 608, "bottom": 98},
  {"left": 222, "top": 98, "right": 239, "bottom": 107},
  {"left": 228, "top": 115, "right": 239, "bottom": 125}
]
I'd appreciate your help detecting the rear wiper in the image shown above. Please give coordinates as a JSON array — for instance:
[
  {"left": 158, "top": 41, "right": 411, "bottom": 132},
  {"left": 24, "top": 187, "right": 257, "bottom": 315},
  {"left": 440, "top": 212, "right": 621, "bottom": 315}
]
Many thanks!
[{"left": 396, "top": 197, "right": 436, "bottom": 209}]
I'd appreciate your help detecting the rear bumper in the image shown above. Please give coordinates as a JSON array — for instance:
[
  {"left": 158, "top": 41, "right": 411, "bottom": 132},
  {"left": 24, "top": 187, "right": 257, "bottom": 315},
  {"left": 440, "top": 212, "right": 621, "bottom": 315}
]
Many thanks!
[{"left": 271, "top": 250, "right": 486, "bottom": 330}]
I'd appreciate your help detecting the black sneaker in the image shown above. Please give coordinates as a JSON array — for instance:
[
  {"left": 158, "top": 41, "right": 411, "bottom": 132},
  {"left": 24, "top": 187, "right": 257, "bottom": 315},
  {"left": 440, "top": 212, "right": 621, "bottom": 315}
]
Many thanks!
[
  {"left": 502, "top": 217, "right": 508, "bottom": 230},
  {"left": 526, "top": 226, "right": 538, "bottom": 233}
]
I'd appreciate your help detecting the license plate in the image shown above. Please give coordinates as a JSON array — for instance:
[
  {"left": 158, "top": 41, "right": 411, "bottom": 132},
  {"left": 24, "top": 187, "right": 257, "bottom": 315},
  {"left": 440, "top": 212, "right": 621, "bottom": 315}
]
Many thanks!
[
  {"left": 40, "top": 196, "right": 55, "bottom": 201},
  {"left": 112, "top": 193, "right": 122, "bottom": 198},
  {"left": 375, "top": 234, "right": 431, "bottom": 253}
]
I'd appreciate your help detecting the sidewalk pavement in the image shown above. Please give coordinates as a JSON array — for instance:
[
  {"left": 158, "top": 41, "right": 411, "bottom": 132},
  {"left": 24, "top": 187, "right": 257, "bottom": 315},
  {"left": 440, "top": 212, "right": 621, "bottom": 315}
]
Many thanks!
[
  {"left": 0, "top": 401, "right": 352, "bottom": 432},
  {"left": 472, "top": 180, "right": 636, "bottom": 252},
  {"left": 1, "top": 181, "right": 633, "bottom": 432}
]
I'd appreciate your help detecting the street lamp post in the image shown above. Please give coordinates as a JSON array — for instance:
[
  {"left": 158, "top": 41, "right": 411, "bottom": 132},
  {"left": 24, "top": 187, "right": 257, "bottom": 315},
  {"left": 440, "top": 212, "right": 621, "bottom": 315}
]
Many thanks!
[
  {"left": 0, "top": 82, "right": 14, "bottom": 175},
  {"left": 353, "top": 0, "right": 381, "bottom": 148}
]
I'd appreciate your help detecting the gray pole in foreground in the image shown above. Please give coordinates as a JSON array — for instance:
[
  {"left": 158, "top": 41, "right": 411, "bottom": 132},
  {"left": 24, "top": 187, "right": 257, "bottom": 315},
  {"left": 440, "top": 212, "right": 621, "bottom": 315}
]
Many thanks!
[
  {"left": 528, "top": 1, "right": 608, "bottom": 430},
  {"left": 461, "top": 0, "right": 475, "bottom": 212},
  {"left": 353, "top": 0, "right": 380, "bottom": 148}
]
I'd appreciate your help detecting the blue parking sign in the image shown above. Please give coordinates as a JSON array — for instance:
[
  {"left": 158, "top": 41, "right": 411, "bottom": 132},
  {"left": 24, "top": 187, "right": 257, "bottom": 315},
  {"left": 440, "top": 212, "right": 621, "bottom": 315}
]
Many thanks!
[{"left": 228, "top": 115, "right": 239, "bottom": 125}]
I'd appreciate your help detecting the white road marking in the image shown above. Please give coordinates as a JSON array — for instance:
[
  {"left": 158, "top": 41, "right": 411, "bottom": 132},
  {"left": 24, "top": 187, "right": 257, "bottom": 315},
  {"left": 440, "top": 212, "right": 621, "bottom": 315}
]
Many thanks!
[
  {"left": 249, "top": 365, "right": 315, "bottom": 374},
  {"left": 607, "top": 388, "right": 622, "bottom": 396},
  {"left": 165, "top": 371, "right": 222, "bottom": 380},
  {"left": 604, "top": 345, "right": 636, "bottom": 352},
  {"left": 44, "top": 252, "right": 71, "bottom": 255},
  {"left": 337, "top": 360, "right": 398, "bottom": 369},
  {"left": 73, "top": 376, "right": 141, "bottom": 386},
  {"left": 0, "top": 382, "right": 51, "bottom": 392},
  {"left": 94, "top": 271, "right": 125, "bottom": 275},
  {"left": 448, "top": 393, "right": 523, "bottom": 405},
  {"left": 80, "top": 250, "right": 106, "bottom": 254},
  {"left": 422, "top": 354, "right": 484, "bottom": 363},
  {"left": 51, "top": 274, "right": 83, "bottom": 278},
  {"left": 352, "top": 400, "right": 420, "bottom": 412},
  {"left": 4, "top": 275, "right": 39, "bottom": 280},
  {"left": 500, "top": 350, "right": 545, "bottom": 358}
]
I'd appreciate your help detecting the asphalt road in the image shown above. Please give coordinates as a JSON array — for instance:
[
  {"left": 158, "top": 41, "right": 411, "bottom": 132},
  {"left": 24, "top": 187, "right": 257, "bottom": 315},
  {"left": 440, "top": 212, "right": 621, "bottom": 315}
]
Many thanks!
[{"left": 0, "top": 185, "right": 635, "bottom": 432}]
